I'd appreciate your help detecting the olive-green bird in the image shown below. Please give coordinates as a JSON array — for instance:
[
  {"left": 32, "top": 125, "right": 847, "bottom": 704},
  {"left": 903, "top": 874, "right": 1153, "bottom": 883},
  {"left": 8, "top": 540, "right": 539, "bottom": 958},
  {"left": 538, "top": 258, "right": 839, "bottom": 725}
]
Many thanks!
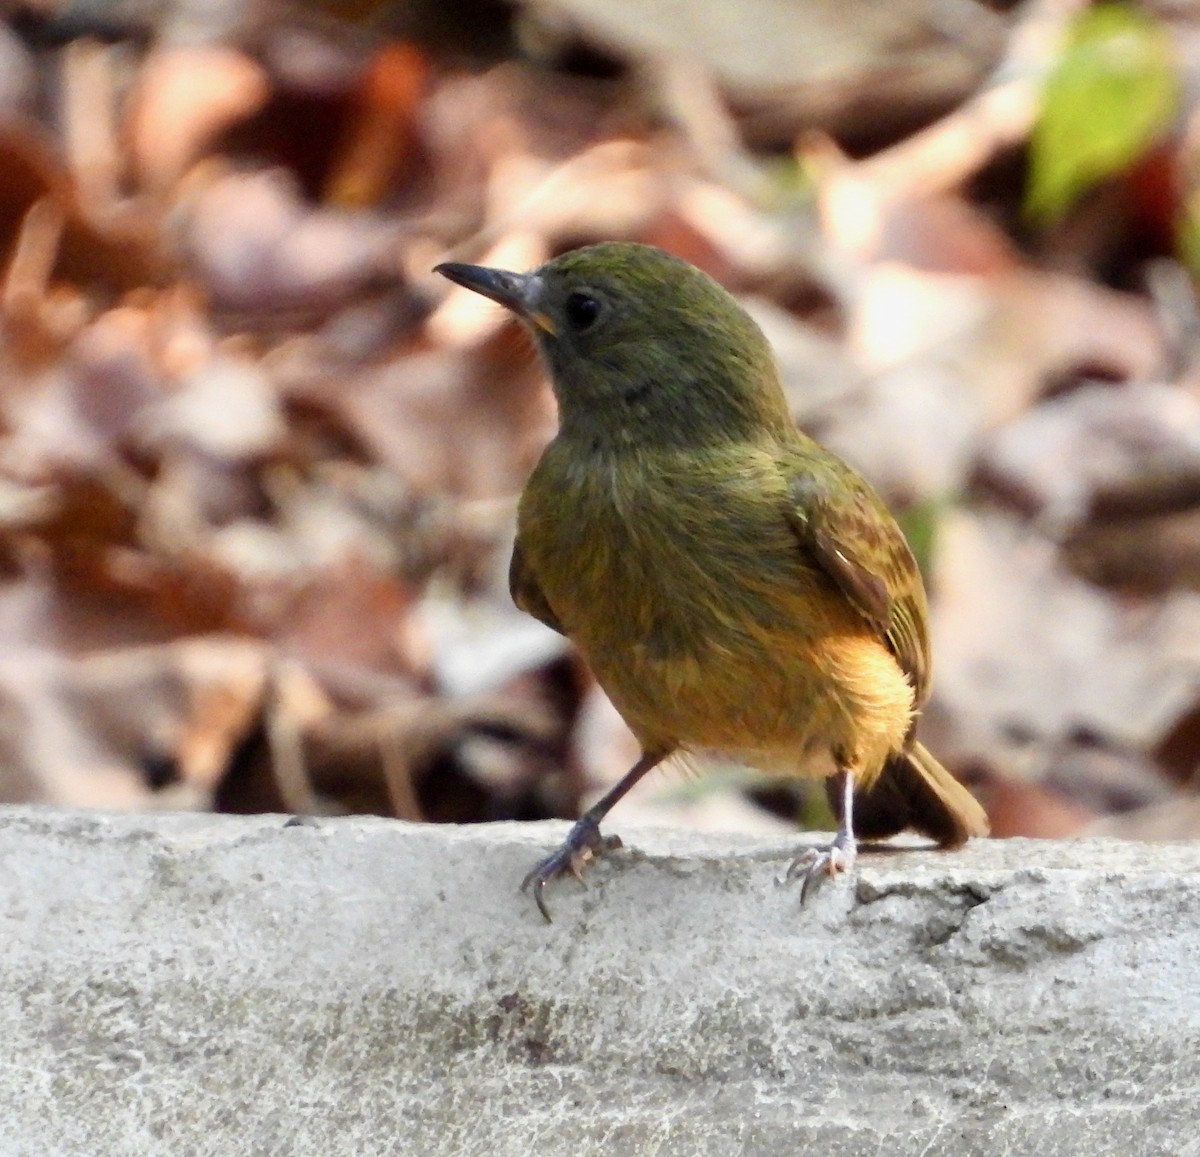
[{"left": 435, "top": 243, "right": 988, "bottom": 922}]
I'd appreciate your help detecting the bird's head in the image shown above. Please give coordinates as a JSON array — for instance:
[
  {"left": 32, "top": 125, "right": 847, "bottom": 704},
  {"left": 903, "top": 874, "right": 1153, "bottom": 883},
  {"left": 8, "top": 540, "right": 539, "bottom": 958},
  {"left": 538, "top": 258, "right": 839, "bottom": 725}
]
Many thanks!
[{"left": 436, "top": 242, "right": 791, "bottom": 451}]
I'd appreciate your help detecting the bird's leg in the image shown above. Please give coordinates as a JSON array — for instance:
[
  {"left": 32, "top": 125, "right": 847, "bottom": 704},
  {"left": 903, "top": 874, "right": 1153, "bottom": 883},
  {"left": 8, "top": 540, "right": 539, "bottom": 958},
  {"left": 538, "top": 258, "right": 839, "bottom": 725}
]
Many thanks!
[
  {"left": 786, "top": 768, "right": 858, "bottom": 904},
  {"left": 522, "top": 749, "right": 668, "bottom": 923}
]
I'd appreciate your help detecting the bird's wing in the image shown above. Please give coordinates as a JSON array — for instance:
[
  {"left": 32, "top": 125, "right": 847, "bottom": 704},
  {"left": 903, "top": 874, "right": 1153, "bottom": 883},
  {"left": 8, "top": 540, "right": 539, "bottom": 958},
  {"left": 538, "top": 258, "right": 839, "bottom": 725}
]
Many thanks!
[
  {"left": 509, "top": 537, "right": 565, "bottom": 635},
  {"left": 783, "top": 459, "right": 930, "bottom": 703}
]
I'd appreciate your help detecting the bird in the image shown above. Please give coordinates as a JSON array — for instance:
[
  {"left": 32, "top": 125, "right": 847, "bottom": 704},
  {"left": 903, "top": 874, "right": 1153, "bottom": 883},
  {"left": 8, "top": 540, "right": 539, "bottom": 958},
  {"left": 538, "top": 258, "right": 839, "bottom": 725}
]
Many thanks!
[{"left": 435, "top": 242, "right": 988, "bottom": 921}]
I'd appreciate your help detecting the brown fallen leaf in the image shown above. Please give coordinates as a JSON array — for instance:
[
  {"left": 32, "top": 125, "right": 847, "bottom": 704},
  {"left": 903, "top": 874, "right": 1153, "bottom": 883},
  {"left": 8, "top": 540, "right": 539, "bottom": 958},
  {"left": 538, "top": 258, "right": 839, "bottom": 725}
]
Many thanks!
[
  {"left": 304, "top": 341, "right": 555, "bottom": 499},
  {"left": 1065, "top": 508, "right": 1200, "bottom": 593},
  {"left": 128, "top": 44, "right": 270, "bottom": 194},
  {"left": 977, "top": 382, "right": 1200, "bottom": 536},
  {"left": 1083, "top": 797, "right": 1200, "bottom": 840},
  {"left": 930, "top": 509, "right": 1200, "bottom": 774},
  {"left": 0, "top": 633, "right": 269, "bottom": 808},
  {"left": 214, "top": 678, "right": 583, "bottom": 823},
  {"left": 966, "top": 771, "right": 1096, "bottom": 839},
  {"left": 177, "top": 166, "right": 404, "bottom": 324},
  {"left": 324, "top": 40, "right": 430, "bottom": 207}
]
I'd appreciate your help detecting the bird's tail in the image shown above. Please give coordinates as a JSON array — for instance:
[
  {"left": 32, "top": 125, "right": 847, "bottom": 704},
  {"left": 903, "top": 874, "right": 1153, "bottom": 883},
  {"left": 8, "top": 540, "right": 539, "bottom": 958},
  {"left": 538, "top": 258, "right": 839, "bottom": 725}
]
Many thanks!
[{"left": 828, "top": 741, "right": 989, "bottom": 848}]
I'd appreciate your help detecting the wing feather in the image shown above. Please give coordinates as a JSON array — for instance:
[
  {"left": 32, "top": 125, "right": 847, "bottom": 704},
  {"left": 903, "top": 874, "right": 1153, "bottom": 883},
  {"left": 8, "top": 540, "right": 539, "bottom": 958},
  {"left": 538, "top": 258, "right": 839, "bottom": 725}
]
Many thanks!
[
  {"left": 784, "top": 463, "right": 930, "bottom": 704},
  {"left": 509, "top": 537, "right": 565, "bottom": 635}
]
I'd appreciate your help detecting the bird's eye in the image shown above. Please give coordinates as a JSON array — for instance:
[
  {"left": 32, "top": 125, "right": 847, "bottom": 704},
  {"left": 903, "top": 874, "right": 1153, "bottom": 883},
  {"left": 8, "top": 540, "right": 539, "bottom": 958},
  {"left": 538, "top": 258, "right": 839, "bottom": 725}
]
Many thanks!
[{"left": 563, "top": 292, "right": 602, "bottom": 332}]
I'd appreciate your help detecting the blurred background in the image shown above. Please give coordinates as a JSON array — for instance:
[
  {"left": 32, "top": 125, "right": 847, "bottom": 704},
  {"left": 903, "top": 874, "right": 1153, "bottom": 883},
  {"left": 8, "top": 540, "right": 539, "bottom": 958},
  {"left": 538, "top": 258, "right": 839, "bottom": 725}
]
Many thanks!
[{"left": 0, "top": 0, "right": 1197, "bottom": 841}]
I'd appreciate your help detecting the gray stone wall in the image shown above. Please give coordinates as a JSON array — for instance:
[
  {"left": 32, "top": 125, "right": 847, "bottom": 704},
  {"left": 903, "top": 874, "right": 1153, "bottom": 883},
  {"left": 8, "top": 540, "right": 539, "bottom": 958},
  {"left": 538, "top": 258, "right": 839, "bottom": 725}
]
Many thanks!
[{"left": 1, "top": 809, "right": 1197, "bottom": 1155}]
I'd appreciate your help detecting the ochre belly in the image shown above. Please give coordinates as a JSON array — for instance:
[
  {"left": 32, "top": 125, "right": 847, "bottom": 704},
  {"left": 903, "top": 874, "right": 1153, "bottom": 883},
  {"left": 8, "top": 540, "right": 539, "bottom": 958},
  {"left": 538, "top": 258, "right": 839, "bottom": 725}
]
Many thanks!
[
  {"left": 585, "top": 608, "right": 914, "bottom": 785},
  {"left": 518, "top": 440, "right": 915, "bottom": 784}
]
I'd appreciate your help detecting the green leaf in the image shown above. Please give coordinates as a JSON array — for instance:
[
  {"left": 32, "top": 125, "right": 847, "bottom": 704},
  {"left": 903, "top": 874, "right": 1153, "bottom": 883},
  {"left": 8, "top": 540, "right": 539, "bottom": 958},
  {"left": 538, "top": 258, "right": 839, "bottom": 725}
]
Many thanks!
[
  {"left": 1026, "top": 3, "right": 1178, "bottom": 224},
  {"left": 897, "top": 496, "right": 941, "bottom": 582},
  {"left": 1179, "top": 201, "right": 1200, "bottom": 276}
]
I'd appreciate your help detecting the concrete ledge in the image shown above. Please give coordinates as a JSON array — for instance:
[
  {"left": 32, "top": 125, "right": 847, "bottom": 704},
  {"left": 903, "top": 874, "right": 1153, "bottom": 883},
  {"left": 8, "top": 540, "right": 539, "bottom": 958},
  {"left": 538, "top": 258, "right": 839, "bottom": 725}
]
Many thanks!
[{"left": 2, "top": 809, "right": 1198, "bottom": 1155}]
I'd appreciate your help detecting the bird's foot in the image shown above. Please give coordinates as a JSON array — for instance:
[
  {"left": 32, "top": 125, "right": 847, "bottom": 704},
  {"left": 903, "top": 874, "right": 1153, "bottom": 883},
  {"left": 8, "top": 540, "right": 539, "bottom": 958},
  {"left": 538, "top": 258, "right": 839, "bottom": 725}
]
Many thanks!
[
  {"left": 521, "top": 816, "right": 623, "bottom": 923},
  {"left": 785, "top": 831, "right": 857, "bottom": 905}
]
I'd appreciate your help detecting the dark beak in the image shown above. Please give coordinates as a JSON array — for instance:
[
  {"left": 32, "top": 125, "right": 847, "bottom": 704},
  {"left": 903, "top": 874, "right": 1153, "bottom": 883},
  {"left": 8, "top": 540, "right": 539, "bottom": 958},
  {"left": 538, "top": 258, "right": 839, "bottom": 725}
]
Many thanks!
[{"left": 433, "top": 262, "right": 555, "bottom": 334}]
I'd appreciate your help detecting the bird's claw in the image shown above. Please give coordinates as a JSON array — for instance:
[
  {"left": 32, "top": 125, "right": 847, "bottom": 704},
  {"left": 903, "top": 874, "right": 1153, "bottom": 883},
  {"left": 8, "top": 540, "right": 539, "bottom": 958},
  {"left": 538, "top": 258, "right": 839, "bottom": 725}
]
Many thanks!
[
  {"left": 521, "top": 817, "right": 622, "bottom": 923},
  {"left": 786, "top": 836, "right": 857, "bottom": 905}
]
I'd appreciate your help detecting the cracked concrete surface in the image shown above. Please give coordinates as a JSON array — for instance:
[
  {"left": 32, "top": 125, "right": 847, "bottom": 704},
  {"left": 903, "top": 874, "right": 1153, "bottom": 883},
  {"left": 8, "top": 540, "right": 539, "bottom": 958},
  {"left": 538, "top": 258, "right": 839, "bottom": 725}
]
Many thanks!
[{"left": 0, "top": 808, "right": 1198, "bottom": 1155}]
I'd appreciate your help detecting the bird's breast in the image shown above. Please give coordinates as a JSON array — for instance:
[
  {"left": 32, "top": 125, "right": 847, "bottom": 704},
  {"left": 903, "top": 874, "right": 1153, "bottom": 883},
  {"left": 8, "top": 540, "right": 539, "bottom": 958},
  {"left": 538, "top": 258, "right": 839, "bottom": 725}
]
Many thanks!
[{"left": 519, "top": 442, "right": 810, "bottom": 645}]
